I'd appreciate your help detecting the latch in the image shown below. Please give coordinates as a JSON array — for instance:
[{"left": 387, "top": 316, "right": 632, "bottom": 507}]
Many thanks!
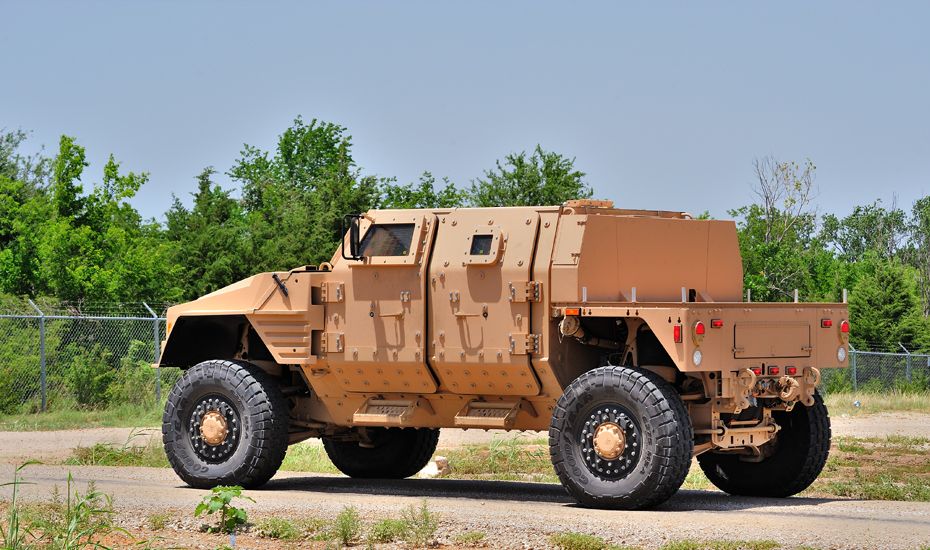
[
  {"left": 509, "top": 333, "right": 540, "bottom": 355},
  {"left": 321, "top": 332, "right": 344, "bottom": 353},
  {"left": 508, "top": 281, "right": 542, "bottom": 303},
  {"left": 321, "top": 282, "right": 344, "bottom": 303}
]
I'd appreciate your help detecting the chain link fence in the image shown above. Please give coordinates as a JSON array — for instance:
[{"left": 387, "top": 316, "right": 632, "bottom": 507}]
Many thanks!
[
  {"left": 0, "top": 301, "right": 181, "bottom": 414},
  {"left": 0, "top": 300, "right": 924, "bottom": 414}
]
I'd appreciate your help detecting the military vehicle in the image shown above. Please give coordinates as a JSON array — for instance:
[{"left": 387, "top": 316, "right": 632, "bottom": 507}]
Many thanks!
[{"left": 157, "top": 200, "right": 848, "bottom": 509}]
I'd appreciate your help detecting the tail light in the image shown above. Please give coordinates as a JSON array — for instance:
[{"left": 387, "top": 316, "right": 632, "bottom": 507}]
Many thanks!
[
  {"left": 821, "top": 319, "right": 833, "bottom": 328},
  {"left": 673, "top": 324, "right": 683, "bottom": 343},
  {"left": 786, "top": 366, "right": 797, "bottom": 375},
  {"left": 751, "top": 367, "right": 763, "bottom": 376},
  {"left": 769, "top": 366, "right": 780, "bottom": 376},
  {"left": 694, "top": 321, "right": 706, "bottom": 335},
  {"left": 840, "top": 320, "right": 850, "bottom": 334},
  {"left": 711, "top": 319, "right": 724, "bottom": 328}
]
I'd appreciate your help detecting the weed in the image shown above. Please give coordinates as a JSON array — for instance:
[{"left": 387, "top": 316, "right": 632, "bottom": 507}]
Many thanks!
[
  {"left": 194, "top": 485, "right": 254, "bottom": 534},
  {"left": 369, "top": 518, "right": 409, "bottom": 543},
  {"left": 454, "top": 530, "right": 487, "bottom": 546},
  {"left": 255, "top": 516, "right": 301, "bottom": 540},
  {"left": 147, "top": 511, "right": 171, "bottom": 531},
  {"left": 332, "top": 506, "right": 361, "bottom": 545},
  {"left": 660, "top": 540, "right": 780, "bottom": 550},
  {"left": 550, "top": 532, "right": 611, "bottom": 550},
  {"left": 0, "top": 462, "right": 38, "bottom": 550},
  {"left": 402, "top": 500, "right": 439, "bottom": 548}
]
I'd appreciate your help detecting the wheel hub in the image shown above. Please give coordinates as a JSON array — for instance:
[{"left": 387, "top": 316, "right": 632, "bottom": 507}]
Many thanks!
[
  {"left": 580, "top": 405, "right": 640, "bottom": 480},
  {"left": 189, "top": 396, "right": 240, "bottom": 463},
  {"left": 200, "top": 410, "right": 229, "bottom": 446},
  {"left": 593, "top": 422, "right": 625, "bottom": 460}
]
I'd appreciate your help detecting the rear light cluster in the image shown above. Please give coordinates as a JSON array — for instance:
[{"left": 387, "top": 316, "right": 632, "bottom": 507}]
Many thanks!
[
  {"left": 822, "top": 318, "right": 851, "bottom": 334},
  {"left": 752, "top": 365, "right": 799, "bottom": 376}
]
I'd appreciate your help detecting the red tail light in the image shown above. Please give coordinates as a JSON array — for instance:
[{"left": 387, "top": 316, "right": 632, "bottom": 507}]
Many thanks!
[
  {"left": 840, "top": 320, "right": 850, "bottom": 334},
  {"left": 786, "top": 366, "right": 798, "bottom": 375},
  {"left": 751, "top": 367, "right": 762, "bottom": 376},
  {"left": 769, "top": 366, "right": 780, "bottom": 376},
  {"left": 694, "top": 321, "right": 706, "bottom": 336},
  {"left": 821, "top": 319, "right": 833, "bottom": 328},
  {"left": 673, "top": 324, "right": 683, "bottom": 343},
  {"left": 711, "top": 319, "right": 724, "bottom": 328}
]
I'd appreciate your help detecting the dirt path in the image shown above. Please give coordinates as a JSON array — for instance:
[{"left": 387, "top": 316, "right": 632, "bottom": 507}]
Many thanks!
[
  {"left": 1, "top": 463, "right": 928, "bottom": 549},
  {"left": 1, "top": 411, "right": 927, "bottom": 465}
]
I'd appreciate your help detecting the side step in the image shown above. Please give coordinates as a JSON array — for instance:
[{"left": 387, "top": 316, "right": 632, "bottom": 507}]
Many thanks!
[
  {"left": 453, "top": 400, "right": 535, "bottom": 430},
  {"left": 353, "top": 398, "right": 433, "bottom": 426}
]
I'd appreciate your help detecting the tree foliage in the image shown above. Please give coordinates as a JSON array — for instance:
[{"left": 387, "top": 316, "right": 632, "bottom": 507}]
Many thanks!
[{"left": 466, "top": 145, "right": 591, "bottom": 207}]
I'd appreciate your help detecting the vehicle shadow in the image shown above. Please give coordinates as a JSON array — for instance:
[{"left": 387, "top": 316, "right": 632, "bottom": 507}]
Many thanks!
[{"left": 259, "top": 475, "right": 844, "bottom": 512}]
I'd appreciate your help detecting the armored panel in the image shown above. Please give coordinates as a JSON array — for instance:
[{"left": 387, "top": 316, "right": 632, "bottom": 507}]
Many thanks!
[{"left": 427, "top": 208, "right": 542, "bottom": 396}]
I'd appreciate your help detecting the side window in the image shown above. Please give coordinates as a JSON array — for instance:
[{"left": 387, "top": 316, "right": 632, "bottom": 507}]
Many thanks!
[
  {"left": 470, "top": 234, "right": 493, "bottom": 255},
  {"left": 359, "top": 223, "right": 415, "bottom": 257}
]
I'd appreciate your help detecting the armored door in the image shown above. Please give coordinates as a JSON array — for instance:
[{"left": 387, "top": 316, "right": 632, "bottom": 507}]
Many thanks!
[
  {"left": 328, "top": 212, "right": 439, "bottom": 394},
  {"left": 428, "top": 209, "right": 542, "bottom": 396}
]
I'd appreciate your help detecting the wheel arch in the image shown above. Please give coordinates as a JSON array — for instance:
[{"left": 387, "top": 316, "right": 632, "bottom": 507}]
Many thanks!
[{"left": 160, "top": 315, "right": 273, "bottom": 369}]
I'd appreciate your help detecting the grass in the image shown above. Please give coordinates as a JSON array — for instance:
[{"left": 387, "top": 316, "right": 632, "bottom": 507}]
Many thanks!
[
  {"left": 0, "top": 403, "right": 161, "bottom": 431},
  {"left": 401, "top": 499, "right": 439, "bottom": 547},
  {"left": 660, "top": 541, "right": 780, "bottom": 550},
  {"left": 823, "top": 391, "right": 930, "bottom": 415},
  {"left": 453, "top": 530, "right": 487, "bottom": 546},
  {"left": 368, "top": 518, "right": 409, "bottom": 543},
  {"left": 255, "top": 516, "right": 302, "bottom": 540},
  {"left": 146, "top": 511, "right": 171, "bottom": 531}
]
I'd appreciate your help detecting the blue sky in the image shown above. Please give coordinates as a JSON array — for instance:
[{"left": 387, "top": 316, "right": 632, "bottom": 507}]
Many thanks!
[{"left": 1, "top": 2, "right": 928, "bottom": 221}]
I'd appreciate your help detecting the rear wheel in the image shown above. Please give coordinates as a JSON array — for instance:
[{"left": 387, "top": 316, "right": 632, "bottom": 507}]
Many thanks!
[
  {"left": 162, "top": 360, "right": 289, "bottom": 489},
  {"left": 697, "top": 392, "right": 831, "bottom": 497},
  {"left": 323, "top": 428, "right": 439, "bottom": 479},
  {"left": 549, "top": 366, "right": 693, "bottom": 509}
]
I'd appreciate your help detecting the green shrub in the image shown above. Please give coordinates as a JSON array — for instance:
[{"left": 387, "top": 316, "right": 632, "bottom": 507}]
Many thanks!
[
  {"left": 332, "top": 506, "right": 360, "bottom": 545},
  {"left": 256, "top": 517, "right": 300, "bottom": 540},
  {"left": 402, "top": 499, "right": 438, "bottom": 547},
  {"left": 194, "top": 485, "right": 253, "bottom": 534},
  {"left": 65, "top": 344, "right": 114, "bottom": 407},
  {"left": 550, "top": 532, "right": 610, "bottom": 550},
  {"left": 369, "top": 518, "right": 409, "bottom": 543},
  {"left": 454, "top": 530, "right": 487, "bottom": 546}
]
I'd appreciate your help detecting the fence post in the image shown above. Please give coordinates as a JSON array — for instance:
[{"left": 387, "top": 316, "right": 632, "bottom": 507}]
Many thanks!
[
  {"left": 143, "top": 302, "right": 162, "bottom": 402},
  {"left": 27, "top": 299, "right": 46, "bottom": 412},
  {"left": 850, "top": 346, "right": 858, "bottom": 392},
  {"left": 898, "top": 343, "right": 912, "bottom": 382}
]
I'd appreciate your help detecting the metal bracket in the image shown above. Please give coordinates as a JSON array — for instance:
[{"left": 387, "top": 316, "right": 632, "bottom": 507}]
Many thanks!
[
  {"left": 321, "top": 332, "right": 344, "bottom": 353},
  {"left": 321, "top": 282, "right": 344, "bottom": 303}
]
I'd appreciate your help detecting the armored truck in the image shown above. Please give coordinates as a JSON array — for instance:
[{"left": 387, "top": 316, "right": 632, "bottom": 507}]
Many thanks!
[{"left": 158, "top": 200, "right": 848, "bottom": 509}]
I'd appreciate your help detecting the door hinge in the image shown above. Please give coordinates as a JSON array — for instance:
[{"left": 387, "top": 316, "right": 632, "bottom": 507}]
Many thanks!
[
  {"left": 508, "top": 281, "right": 542, "bottom": 303},
  {"left": 509, "top": 333, "right": 541, "bottom": 355}
]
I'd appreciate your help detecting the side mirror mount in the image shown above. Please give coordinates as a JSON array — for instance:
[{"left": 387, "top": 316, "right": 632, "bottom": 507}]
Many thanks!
[{"left": 341, "top": 214, "right": 363, "bottom": 260}]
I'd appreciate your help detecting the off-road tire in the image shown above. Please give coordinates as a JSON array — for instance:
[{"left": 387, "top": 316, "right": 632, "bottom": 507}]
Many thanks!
[
  {"left": 162, "top": 359, "right": 289, "bottom": 489},
  {"left": 549, "top": 366, "right": 694, "bottom": 510},
  {"left": 697, "top": 392, "right": 831, "bottom": 498},
  {"left": 323, "top": 428, "right": 439, "bottom": 479}
]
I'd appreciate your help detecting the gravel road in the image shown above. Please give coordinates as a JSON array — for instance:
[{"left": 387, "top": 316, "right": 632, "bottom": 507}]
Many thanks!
[
  {"left": 1, "top": 463, "right": 929, "bottom": 549},
  {"left": 1, "top": 413, "right": 929, "bottom": 549}
]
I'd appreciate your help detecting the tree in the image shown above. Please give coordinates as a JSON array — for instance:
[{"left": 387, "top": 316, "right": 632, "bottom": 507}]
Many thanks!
[
  {"left": 380, "top": 172, "right": 464, "bottom": 209},
  {"left": 730, "top": 157, "right": 825, "bottom": 302},
  {"left": 229, "top": 117, "right": 382, "bottom": 270},
  {"left": 820, "top": 200, "right": 907, "bottom": 262},
  {"left": 848, "top": 255, "right": 930, "bottom": 352},
  {"left": 466, "top": 145, "right": 591, "bottom": 207},
  {"left": 166, "top": 167, "right": 250, "bottom": 299}
]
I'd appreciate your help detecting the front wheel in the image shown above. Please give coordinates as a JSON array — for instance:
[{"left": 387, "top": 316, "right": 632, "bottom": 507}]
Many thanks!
[
  {"left": 549, "top": 366, "right": 694, "bottom": 510},
  {"left": 697, "top": 392, "right": 831, "bottom": 497},
  {"left": 162, "top": 360, "right": 289, "bottom": 489}
]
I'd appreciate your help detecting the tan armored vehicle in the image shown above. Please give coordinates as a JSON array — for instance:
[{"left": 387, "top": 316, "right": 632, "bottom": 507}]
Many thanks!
[{"left": 158, "top": 200, "right": 848, "bottom": 509}]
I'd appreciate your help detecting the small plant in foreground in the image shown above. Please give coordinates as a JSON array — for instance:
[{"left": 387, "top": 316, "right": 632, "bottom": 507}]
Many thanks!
[
  {"left": 402, "top": 499, "right": 439, "bottom": 547},
  {"left": 0, "top": 462, "right": 37, "bottom": 550},
  {"left": 255, "top": 516, "right": 301, "bottom": 540},
  {"left": 368, "top": 518, "right": 409, "bottom": 543},
  {"left": 332, "top": 506, "right": 361, "bottom": 545},
  {"left": 194, "top": 485, "right": 254, "bottom": 534},
  {"left": 454, "top": 530, "right": 487, "bottom": 546}
]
